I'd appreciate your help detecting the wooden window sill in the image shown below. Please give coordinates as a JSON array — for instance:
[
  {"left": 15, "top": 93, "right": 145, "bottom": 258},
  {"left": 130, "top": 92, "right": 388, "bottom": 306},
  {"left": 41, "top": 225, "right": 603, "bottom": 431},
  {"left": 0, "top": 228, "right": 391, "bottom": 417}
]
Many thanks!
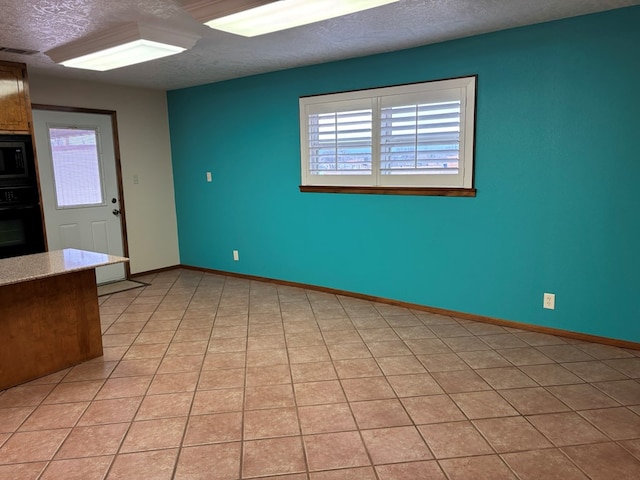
[{"left": 299, "top": 185, "right": 476, "bottom": 197}]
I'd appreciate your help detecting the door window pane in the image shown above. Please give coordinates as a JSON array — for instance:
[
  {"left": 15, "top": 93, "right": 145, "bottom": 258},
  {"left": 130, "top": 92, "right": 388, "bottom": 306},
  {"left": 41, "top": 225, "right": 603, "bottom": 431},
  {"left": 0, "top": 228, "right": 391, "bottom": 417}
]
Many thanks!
[{"left": 48, "top": 127, "right": 104, "bottom": 208}]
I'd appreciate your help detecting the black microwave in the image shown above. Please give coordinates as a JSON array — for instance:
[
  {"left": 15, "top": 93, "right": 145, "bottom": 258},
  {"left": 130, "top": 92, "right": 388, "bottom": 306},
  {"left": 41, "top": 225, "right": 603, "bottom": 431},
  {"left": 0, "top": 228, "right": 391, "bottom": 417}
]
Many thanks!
[{"left": 0, "top": 141, "right": 29, "bottom": 179}]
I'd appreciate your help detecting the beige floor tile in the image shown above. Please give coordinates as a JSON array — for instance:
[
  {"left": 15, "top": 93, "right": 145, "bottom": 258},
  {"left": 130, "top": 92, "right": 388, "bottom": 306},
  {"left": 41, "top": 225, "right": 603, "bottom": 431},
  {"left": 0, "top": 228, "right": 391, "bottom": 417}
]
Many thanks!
[
  {"left": 502, "top": 449, "right": 588, "bottom": 480},
  {"left": 106, "top": 448, "right": 178, "bottom": 480},
  {"left": 135, "top": 392, "right": 193, "bottom": 420},
  {"left": 604, "top": 358, "right": 640, "bottom": 378},
  {"left": 431, "top": 370, "right": 492, "bottom": 393},
  {"left": 519, "top": 364, "right": 584, "bottom": 386},
  {"left": 0, "top": 462, "right": 47, "bottom": 480},
  {"left": 198, "top": 368, "right": 245, "bottom": 390},
  {"left": 419, "top": 421, "right": 492, "bottom": 458},
  {"left": 496, "top": 347, "right": 553, "bottom": 366},
  {"left": 406, "top": 339, "right": 452, "bottom": 356},
  {"left": 458, "top": 350, "right": 511, "bottom": 369},
  {"left": 620, "top": 438, "right": 640, "bottom": 460},
  {"left": 361, "top": 426, "right": 432, "bottom": 464},
  {"left": 0, "top": 428, "right": 69, "bottom": 463},
  {"left": 174, "top": 443, "right": 241, "bottom": 480},
  {"left": 351, "top": 399, "right": 412, "bottom": 429},
  {"left": 120, "top": 417, "right": 187, "bottom": 453},
  {"left": 244, "top": 407, "right": 300, "bottom": 439},
  {"left": 443, "top": 336, "right": 493, "bottom": 353},
  {"left": 515, "top": 332, "right": 566, "bottom": 347},
  {"left": 191, "top": 388, "right": 244, "bottom": 415},
  {"left": 304, "top": 431, "right": 370, "bottom": 471},
  {"left": 579, "top": 407, "right": 640, "bottom": 440},
  {"left": 246, "top": 365, "right": 292, "bottom": 387},
  {"left": 593, "top": 379, "right": 640, "bottom": 405},
  {"left": 156, "top": 354, "right": 204, "bottom": 374},
  {"left": 43, "top": 449, "right": 103, "bottom": 477},
  {"left": 78, "top": 397, "right": 143, "bottom": 426},
  {"left": 386, "top": 373, "right": 443, "bottom": 397},
  {"left": 291, "top": 362, "right": 338, "bottom": 383},
  {"left": 450, "top": 390, "right": 518, "bottom": 419},
  {"left": 243, "top": 436, "right": 306, "bottom": 477},
  {"left": 246, "top": 348, "right": 288, "bottom": 367},
  {"left": 0, "top": 406, "right": 35, "bottom": 433},
  {"left": 294, "top": 381, "right": 346, "bottom": 406},
  {"left": 439, "top": 455, "right": 517, "bottom": 480},
  {"left": 480, "top": 334, "right": 528, "bottom": 349},
  {"left": 475, "top": 367, "right": 537, "bottom": 389},
  {"left": 547, "top": 384, "right": 621, "bottom": 410},
  {"left": 575, "top": 344, "right": 634, "bottom": 360},
  {"left": 147, "top": 372, "right": 199, "bottom": 395},
  {"left": 95, "top": 376, "right": 152, "bottom": 400},
  {"left": 110, "top": 358, "right": 161, "bottom": 378},
  {"left": 473, "top": 416, "right": 552, "bottom": 453},
  {"left": 311, "top": 466, "right": 376, "bottom": 479},
  {"left": 401, "top": 395, "right": 466, "bottom": 424},
  {"left": 416, "top": 353, "right": 467, "bottom": 372},
  {"left": 376, "top": 356, "right": 426, "bottom": 375},
  {"left": 288, "top": 346, "right": 332, "bottom": 363},
  {"left": 202, "top": 351, "right": 246, "bottom": 370},
  {"left": 341, "top": 377, "right": 396, "bottom": 402},
  {"left": 298, "top": 403, "right": 357, "bottom": 434},
  {"left": 526, "top": 411, "right": 609, "bottom": 445},
  {"left": 183, "top": 412, "right": 242, "bottom": 445},
  {"left": 245, "top": 384, "right": 295, "bottom": 410},
  {"left": 326, "top": 342, "right": 372, "bottom": 360},
  {"left": 62, "top": 362, "right": 118, "bottom": 383},
  {"left": 55, "top": 423, "right": 128, "bottom": 458},
  {"left": 535, "top": 345, "right": 595, "bottom": 363},
  {"left": 19, "top": 402, "right": 88, "bottom": 431},
  {"left": 562, "top": 361, "right": 629, "bottom": 382},
  {"left": 562, "top": 442, "right": 640, "bottom": 480},
  {"left": 498, "top": 387, "right": 571, "bottom": 415},
  {"left": 375, "top": 461, "right": 446, "bottom": 480},
  {"left": 42, "top": 381, "right": 104, "bottom": 404}
]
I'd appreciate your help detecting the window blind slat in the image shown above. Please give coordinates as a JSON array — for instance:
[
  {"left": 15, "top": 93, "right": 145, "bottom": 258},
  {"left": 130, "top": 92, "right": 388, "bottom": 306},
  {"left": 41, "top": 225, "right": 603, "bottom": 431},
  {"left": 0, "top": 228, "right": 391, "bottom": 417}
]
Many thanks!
[
  {"left": 379, "top": 100, "right": 461, "bottom": 176},
  {"left": 307, "top": 109, "right": 373, "bottom": 175}
]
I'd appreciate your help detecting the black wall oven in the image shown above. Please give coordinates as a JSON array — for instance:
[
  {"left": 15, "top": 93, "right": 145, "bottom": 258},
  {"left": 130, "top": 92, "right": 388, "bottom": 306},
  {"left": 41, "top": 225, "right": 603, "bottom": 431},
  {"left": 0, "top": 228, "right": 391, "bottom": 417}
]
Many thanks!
[{"left": 0, "top": 135, "right": 46, "bottom": 259}]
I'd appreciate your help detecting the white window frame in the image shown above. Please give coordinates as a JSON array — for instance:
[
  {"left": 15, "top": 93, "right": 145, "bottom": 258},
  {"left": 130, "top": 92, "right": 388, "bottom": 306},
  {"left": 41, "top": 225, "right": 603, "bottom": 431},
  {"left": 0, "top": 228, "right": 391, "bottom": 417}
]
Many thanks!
[{"left": 299, "top": 75, "right": 477, "bottom": 194}]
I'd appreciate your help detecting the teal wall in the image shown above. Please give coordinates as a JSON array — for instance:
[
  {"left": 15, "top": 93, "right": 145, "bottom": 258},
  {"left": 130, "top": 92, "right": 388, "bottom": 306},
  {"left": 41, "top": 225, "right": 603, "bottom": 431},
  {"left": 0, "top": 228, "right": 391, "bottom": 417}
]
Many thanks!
[{"left": 168, "top": 7, "right": 640, "bottom": 343}]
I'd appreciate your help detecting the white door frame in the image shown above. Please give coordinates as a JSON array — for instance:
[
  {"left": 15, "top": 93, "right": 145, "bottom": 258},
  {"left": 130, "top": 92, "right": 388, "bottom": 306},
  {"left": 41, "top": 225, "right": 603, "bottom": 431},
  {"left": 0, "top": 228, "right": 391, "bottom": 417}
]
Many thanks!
[{"left": 32, "top": 104, "right": 130, "bottom": 280}]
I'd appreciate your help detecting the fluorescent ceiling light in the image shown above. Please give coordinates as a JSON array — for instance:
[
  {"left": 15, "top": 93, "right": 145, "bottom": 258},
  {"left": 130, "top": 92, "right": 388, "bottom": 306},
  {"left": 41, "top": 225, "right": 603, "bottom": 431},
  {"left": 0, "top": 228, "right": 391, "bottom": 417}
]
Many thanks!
[
  {"left": 46, "top": 22, "right": 200, "bottom": 71},
  {"left": 184, "top": 0, "right": 399, "bottom": 37}
]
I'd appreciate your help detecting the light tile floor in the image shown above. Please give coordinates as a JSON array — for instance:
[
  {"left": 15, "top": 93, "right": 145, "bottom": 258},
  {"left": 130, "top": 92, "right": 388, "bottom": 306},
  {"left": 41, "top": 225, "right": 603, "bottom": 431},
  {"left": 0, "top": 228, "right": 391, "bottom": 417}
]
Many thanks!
[{"left": 1, "top": 268, "right": 640, "bottom": 479}]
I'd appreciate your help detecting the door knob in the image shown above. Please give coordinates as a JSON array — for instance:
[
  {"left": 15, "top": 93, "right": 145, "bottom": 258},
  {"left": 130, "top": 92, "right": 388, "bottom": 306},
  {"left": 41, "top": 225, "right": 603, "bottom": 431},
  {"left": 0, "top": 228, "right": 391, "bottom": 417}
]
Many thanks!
[{"left": 112, "top": 209, "right": 121, "bottom": 216}]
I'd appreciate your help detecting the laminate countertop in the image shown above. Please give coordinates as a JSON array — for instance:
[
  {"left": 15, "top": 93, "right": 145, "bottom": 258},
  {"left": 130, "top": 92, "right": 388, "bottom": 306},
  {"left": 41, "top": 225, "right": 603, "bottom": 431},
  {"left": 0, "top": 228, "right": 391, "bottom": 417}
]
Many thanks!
[{"left": 0, "top": 249, "right": 129, "bottom": 287}]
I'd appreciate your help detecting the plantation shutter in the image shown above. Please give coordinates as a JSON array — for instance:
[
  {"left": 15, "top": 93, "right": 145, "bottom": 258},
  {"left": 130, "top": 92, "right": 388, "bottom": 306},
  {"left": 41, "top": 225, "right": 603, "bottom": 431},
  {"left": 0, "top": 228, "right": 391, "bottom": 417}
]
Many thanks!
[{"left": 380, "top": 89, "right": 462, "bottom": 177}]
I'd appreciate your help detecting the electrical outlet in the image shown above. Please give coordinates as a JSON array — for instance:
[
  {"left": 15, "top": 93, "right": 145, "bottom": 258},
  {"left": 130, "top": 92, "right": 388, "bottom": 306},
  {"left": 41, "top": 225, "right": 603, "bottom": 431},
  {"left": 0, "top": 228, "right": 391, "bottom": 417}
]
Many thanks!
[
  {"left": 233, "top": 250, "right": 239, "bottom": 261},
  {"left": 206, "top": 171, "right": 212, "bottom": 182},
  {"left": 543, "top": 293, "right": 555, "bottom": 310}
]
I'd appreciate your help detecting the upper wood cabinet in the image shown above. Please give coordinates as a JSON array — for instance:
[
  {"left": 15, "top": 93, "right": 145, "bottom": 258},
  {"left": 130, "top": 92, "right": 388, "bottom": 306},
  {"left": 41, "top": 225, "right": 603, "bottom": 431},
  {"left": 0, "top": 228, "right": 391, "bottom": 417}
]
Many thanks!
[{"left": 0, "top": 61, "right": 32, "bottom": 134}]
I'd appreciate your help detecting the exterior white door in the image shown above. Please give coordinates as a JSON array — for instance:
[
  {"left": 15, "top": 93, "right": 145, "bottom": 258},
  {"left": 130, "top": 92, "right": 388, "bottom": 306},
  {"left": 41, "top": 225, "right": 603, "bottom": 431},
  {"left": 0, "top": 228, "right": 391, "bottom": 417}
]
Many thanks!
[{"left": 33, "top": 109, "right": 126, "bottom": 284}]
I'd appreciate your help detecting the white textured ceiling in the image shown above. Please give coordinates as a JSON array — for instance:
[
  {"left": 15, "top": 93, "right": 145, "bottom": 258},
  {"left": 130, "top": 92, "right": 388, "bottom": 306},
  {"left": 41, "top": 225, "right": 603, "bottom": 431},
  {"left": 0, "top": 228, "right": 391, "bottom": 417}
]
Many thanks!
[{"left": 0, "top": 0, "right": 637, "bottom": 91}]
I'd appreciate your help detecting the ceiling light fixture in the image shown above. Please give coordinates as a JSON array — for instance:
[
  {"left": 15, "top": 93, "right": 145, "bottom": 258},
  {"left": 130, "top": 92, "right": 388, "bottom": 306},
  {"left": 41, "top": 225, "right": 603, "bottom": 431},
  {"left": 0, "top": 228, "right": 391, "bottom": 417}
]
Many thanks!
[
  {"left": 45, "top": 22, "right": 200, "bottom": 71},
  {"left": 183, "top": 0, "right": 399, "bottom": 37}
]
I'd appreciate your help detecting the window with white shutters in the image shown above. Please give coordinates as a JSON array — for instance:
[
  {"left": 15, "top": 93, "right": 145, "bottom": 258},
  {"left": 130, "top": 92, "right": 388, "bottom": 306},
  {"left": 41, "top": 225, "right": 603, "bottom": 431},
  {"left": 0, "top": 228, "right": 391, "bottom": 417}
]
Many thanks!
[{"left": 299, "top": 76, "right": 477, "bottom": 195}]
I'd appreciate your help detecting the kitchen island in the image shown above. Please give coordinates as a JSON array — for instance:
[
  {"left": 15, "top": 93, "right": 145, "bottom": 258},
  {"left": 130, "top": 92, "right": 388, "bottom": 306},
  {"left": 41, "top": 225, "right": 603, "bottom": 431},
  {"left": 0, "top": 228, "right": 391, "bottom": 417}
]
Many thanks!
[{"left": 0, "top": 249, "right": 128, "bottom": 390}]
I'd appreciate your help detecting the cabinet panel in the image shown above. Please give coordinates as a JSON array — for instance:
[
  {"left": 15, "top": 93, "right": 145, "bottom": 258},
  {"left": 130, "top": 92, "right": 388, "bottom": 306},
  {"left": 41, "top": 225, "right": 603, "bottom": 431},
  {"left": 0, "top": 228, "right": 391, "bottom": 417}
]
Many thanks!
[{"left": 0, "top": 62, "right": 30, "bottom": 134}]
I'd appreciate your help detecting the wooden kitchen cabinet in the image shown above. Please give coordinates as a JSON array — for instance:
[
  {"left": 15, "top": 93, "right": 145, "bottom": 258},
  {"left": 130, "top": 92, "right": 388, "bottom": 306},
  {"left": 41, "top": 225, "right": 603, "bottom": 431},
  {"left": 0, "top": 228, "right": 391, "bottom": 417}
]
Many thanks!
[{"left": 0, "top": 61, "right": 32, "bottom": 134}]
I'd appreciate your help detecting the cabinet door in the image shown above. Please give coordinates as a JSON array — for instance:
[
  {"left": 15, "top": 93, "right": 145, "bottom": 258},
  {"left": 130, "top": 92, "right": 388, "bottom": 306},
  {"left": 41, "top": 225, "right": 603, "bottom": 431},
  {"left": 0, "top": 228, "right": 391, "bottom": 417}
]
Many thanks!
[{"left": 0, "top": 62, "right": 30, "bottom": 134}]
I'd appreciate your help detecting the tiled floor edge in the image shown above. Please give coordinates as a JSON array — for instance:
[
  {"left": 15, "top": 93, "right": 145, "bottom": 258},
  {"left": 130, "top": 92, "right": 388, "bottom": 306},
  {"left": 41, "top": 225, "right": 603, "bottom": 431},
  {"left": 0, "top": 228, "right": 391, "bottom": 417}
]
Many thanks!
[{"left": 166, "top": 264, "right": 640, "bottom": 352}]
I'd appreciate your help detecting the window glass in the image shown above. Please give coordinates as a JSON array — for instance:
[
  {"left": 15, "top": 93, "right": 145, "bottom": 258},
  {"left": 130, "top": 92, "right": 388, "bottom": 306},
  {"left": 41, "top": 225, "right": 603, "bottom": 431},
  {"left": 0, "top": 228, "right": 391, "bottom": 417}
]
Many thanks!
[{"left": 48, "top": 127, "right": 104, "bottom": 208}]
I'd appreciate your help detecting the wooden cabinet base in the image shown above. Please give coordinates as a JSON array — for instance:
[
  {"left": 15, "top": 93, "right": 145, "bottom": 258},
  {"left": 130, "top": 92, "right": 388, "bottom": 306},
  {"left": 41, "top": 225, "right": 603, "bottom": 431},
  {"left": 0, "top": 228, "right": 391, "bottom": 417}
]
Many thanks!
[{"left": 0, "top": 269, "right": 103, "bottom": 390}]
